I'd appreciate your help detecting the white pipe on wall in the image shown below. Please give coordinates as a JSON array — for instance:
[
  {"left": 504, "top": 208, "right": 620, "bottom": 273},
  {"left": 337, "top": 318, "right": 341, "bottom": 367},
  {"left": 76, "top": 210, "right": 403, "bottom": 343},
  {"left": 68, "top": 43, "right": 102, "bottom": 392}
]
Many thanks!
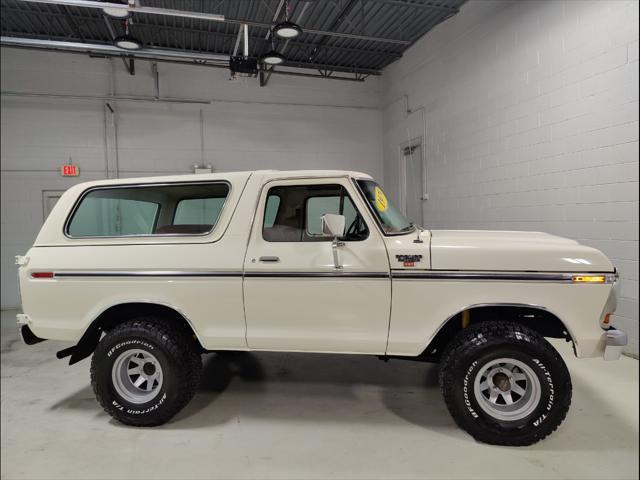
[
  {"left": 403, "top": 94, "right": 429, "bottom": 203},
  {"left": 18, "top": 0, "right": 225, "bottom": 22},
  {"left": 0, "top": 91, "right": 379, "bottom": 110}
]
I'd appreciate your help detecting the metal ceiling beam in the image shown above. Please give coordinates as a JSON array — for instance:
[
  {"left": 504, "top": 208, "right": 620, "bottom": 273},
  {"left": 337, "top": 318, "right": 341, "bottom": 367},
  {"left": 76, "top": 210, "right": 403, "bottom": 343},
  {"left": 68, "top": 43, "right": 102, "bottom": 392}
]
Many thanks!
[
  {"left": 0, "top": 36, "right": 228, "bottom": 62},
  {"left": 308, "top": 0, "right": 360, "bottom": 62},
  {"left": 232, "top": 24, "right": 243, "bottom": 56},
  {"left": 16, "top": 0, "right": 410, "bottom": 45},
  {"left": 364, "top": 0, "right": 459, "bottom": 13},
  {"left": 0, "top": 36, "right": 380, "bottom": 77},
  {"left": 120, "top": 20, "right": 401, "bottom": 59},
  {"left": 282, "top": 58, "right": 378, "bottom": 74},
  {"left": 1, "top": 9, "right": 401, "bottom": 62},
  {"left": 264, "top": 0, "right": 285, "bottom": 40}
]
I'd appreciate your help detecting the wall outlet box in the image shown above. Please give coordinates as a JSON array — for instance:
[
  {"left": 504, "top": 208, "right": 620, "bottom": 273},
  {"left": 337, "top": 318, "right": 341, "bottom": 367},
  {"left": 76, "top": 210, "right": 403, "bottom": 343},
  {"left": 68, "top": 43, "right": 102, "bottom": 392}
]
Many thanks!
[{"left": 194, "top": 165, "right": 213, "bottom": 174}]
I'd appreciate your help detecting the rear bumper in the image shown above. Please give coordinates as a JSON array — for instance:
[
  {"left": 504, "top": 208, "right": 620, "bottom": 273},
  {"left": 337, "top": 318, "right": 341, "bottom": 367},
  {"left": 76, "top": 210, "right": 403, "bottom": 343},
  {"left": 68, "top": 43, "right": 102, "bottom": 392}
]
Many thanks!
[
  {"left": 19, "top": 324, "right": 47, "bottom": 345},
  {"left": 603, "top": 328, "right": 627, "bottom": 361},
  {"left": 16, "top": 313, "right": 46, "bottom": 345}
]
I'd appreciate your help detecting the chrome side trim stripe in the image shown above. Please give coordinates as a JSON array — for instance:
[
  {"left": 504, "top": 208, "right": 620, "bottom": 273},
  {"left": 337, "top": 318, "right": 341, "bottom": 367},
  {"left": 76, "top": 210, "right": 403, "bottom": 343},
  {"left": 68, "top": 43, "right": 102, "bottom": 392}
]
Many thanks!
[
  {"left": 244, "top": 272, "right": 389, "bottom": 278},
  {"left": 391, "top": 270, "right": 616, "bottom": 283},
  {"left": 54, "top": 271, "right": 243, "bottom": 278},
  {"left": 51, "top": 270, "right": 616, "bottom": 282},
  {"left": 52, "top": 270, "right": 389, "bottom": 279}
]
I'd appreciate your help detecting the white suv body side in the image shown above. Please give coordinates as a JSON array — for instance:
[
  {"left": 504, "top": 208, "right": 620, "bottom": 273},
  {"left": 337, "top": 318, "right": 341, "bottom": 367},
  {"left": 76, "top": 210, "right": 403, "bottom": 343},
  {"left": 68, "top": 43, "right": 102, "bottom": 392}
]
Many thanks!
[{"left": 18, "top": 170, "right": 620, "bottom": 359}]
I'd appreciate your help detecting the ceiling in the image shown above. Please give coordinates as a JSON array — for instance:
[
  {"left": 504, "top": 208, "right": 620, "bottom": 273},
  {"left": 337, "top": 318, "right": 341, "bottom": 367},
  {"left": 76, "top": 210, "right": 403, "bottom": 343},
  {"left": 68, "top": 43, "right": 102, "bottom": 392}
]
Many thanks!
[{"left": 0, "top": 0, "right": 466, "bottom": 81}]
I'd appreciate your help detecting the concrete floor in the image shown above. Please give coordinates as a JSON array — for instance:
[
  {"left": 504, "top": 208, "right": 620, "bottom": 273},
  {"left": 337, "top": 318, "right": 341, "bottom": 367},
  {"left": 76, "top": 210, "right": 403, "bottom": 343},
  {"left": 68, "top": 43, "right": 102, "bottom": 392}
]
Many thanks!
[{"left": 1, "top": 310, "right": 638, "bottom": 480}]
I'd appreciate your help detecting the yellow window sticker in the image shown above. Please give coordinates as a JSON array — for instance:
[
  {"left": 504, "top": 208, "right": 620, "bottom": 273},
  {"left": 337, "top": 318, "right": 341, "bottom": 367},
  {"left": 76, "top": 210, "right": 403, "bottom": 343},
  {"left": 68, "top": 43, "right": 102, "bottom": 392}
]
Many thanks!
[{"left": 374, "top": 186, "right": 388, "bottom": 212}]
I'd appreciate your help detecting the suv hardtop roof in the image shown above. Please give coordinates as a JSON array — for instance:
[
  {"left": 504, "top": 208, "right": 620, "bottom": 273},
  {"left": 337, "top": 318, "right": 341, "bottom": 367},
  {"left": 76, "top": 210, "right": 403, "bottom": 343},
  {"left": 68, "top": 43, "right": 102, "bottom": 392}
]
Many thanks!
[{"left": 66, "top": 169, "right": 374, "bottom": 190}]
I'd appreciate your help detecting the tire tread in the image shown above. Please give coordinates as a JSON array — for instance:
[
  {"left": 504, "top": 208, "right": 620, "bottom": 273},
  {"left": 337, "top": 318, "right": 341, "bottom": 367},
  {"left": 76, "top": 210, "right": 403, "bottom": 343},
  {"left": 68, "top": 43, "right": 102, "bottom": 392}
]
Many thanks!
[
  {"left": 90, "top": 316, "right": 202, "bottom": 427},
  {"left": 439, "top": 320, "right": 572, "bottom": 446}
]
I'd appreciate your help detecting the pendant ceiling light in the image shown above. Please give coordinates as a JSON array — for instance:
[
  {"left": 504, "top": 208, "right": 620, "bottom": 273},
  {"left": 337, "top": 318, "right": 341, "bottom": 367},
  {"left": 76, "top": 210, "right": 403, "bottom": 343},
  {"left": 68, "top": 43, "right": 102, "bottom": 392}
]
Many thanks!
[
  {"left": 273, "top": 0, "right": 302, "bottom": 39},
  {"left": 273, "top": 20, "right": 302, "bottom": 39},
  {"left": 102, "top": 0, "right": 131, "bottom": 19},
  {"left": 114, "top": 20, "right": 142, "bottom": 50},
  {"left": 260, "top": 50, "right": 286, "bottom": 65},
  {"left": 114, "top": 35, "right": 142, "bottom": 50}
]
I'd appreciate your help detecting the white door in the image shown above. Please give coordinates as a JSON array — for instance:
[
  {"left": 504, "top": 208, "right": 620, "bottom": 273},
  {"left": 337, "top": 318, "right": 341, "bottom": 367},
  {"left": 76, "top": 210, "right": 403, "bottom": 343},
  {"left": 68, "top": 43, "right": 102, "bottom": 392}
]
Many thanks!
[
  {"left": 243, "top": 178, "right": 391, "bottom": 354},
  {"left": 400, "top": 144, "right": 424, "bottom": 226}
]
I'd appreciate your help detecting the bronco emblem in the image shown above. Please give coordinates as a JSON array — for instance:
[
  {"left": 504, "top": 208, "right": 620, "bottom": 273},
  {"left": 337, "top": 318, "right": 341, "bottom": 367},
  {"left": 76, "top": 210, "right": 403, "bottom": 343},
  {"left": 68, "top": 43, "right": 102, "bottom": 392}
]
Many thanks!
[{"left": 396, "top": 254, "right": 422, "bottom": 267}]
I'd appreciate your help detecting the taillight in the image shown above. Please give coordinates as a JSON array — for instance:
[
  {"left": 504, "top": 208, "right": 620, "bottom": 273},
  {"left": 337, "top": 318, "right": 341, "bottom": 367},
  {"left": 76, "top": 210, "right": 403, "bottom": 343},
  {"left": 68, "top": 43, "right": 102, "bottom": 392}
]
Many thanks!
[{"left": 30, "top": 272, "right": 54, "bottom": 279}]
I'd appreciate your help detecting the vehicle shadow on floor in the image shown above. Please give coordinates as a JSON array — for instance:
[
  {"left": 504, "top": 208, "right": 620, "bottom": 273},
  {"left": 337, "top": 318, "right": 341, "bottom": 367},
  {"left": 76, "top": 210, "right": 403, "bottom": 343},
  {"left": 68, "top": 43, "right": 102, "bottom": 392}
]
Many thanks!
[
  {"left": 47, "top": 351, "right": 638, "bottom": 451},
  {"left": 171, "top": 351, "right": 454, "bottom": 433},
  {"left": 169, "top": 352, "right": 638, "bottom": 451}
]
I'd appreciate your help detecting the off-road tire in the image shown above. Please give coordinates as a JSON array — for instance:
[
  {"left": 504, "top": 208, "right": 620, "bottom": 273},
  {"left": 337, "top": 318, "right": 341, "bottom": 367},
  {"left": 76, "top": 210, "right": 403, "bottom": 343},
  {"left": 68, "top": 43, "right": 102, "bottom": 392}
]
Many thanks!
[
  {"left": 90, "top": 316, "right": 202, "bottom": 427},
  {"left": 439, "top": 321, "right": 572, "bottom": 446}
]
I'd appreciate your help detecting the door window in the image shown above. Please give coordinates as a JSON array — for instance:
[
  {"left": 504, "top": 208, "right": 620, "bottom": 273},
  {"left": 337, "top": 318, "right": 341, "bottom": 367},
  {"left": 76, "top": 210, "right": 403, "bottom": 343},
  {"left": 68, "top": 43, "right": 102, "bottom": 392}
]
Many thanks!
[{"left": 262, "top": 184, "right": 368, "bottom": 242}]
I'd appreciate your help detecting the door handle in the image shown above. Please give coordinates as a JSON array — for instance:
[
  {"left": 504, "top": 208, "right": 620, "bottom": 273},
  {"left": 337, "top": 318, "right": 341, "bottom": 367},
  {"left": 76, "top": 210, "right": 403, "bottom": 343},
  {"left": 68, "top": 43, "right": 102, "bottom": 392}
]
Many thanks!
[{"left": 259, "top": 256, "right": 280, "bottom": 262}]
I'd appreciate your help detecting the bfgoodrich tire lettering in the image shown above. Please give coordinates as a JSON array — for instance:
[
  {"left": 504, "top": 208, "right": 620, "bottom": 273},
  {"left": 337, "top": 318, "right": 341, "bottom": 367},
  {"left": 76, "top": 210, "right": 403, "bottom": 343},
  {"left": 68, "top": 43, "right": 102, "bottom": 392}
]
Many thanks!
[
  {"left": 90, "top": 316, "right": 202, "bottom": 427},
  {"left": 439, "top": 321, "right": 572, "bottom": 446}
]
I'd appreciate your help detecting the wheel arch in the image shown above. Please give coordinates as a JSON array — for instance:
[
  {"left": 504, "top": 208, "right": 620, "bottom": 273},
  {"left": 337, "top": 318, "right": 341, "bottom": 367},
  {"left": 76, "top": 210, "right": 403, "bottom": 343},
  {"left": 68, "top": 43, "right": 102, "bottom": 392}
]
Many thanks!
[
  {"left": 66, "top": 301, "right": 205, "bottom": 365},
  {"left": 420, "top": 303, "right": 576, "bottom": 361}
]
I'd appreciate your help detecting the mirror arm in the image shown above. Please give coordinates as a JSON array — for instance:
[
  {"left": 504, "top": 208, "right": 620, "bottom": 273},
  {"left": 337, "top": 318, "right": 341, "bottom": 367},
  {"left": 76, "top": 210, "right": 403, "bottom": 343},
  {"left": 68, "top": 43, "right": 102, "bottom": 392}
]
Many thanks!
[{"left": 331, "top": 236, "right": 345, "bottom": 269}]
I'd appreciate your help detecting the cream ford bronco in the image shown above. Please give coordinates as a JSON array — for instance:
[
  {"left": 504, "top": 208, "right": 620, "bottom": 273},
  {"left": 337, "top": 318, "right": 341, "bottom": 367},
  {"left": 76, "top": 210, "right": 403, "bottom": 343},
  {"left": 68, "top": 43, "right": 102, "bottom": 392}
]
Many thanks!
[{"left": 16, "top": 170, "right": 626, "bottom": 445}]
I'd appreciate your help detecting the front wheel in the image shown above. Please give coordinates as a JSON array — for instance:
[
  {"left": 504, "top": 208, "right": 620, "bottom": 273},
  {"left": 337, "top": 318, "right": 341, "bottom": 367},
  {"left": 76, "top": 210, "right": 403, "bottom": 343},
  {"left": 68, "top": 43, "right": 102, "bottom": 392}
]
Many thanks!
[
  {"left": 90, "top": 317, "right": 202, "bottom": 427},
  {"left": 439, "top": 321, "right": 572, "bottom": 446}
]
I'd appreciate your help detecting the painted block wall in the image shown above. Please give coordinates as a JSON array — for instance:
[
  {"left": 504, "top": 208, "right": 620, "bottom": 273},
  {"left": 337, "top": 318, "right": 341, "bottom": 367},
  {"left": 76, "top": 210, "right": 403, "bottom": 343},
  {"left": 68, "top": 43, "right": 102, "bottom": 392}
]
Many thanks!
[
  {"left": 382, "top": 0, "right": 639, "bottom": 355},
  {"left": 1, "top": 48, "right": 383, "bottom": 308}
]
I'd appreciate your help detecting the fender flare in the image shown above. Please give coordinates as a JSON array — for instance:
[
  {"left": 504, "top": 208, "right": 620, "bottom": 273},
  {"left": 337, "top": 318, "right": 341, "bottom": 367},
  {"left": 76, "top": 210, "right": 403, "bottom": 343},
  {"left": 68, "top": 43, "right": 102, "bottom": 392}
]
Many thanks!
[{"left": 63, "top": 300, "right": 204, "bottom": 365}]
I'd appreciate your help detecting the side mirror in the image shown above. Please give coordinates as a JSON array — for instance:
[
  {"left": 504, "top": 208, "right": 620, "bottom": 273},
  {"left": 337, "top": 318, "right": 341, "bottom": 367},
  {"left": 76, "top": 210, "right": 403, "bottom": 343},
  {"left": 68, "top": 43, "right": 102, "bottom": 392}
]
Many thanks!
[{"left": 321, "top": 213, "right": 346, "bottom": 238}]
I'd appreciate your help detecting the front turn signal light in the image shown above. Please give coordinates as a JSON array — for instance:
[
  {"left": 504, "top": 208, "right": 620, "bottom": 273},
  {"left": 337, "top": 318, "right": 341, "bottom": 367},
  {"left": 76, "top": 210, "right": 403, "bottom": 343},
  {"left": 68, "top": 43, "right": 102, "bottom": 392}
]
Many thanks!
[
  {"left": 603, "top": 313, "right": 612, "bottom": 325},
  {"left": 572, "top": 275, "right": 606, "bottom": 283}
]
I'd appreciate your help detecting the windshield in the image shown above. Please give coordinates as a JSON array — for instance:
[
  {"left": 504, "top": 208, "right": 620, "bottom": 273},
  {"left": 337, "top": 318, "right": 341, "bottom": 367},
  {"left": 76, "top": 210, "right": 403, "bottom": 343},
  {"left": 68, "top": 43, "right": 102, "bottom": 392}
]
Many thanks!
[{"left": 356, "top": 180, "right": 414, "bottom": 235}]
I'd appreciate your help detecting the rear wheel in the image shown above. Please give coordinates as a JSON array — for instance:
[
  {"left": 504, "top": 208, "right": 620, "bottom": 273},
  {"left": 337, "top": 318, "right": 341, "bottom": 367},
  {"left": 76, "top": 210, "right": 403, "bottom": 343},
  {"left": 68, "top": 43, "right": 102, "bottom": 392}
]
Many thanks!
[
  {"left": 439, "top": 321, "right": 571, "bottom": 446},
  {"left": 90, "top": 316, "right": 202, "bottom": 427}
]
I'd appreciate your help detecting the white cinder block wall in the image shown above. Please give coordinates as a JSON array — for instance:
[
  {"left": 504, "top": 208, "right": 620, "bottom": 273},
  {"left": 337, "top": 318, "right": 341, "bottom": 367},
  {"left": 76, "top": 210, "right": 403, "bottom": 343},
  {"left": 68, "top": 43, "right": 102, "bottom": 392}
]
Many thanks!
[
  {"left": 382, "top": 0, "right": 639, "bottom": 355},
  {"left": 1, "top": 48, "right": 383, "bottom": 308}
]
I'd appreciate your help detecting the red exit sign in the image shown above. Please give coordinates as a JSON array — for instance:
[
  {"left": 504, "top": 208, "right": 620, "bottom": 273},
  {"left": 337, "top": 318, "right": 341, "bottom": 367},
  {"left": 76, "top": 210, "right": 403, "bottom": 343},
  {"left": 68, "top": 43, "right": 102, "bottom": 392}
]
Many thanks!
[{"left": 61, "top": 165, "right": 79, "bottom": 177}]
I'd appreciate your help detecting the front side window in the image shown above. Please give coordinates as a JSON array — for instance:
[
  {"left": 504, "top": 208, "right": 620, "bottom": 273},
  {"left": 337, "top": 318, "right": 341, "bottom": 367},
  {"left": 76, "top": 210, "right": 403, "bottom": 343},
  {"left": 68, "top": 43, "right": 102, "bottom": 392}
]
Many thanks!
[
  {"left": 262, "top": 184, "right": 368, "bottom": 242},
  {"left": 356, "top": 180, "right": 413, "bottom": 235},
  {"left": 67, "top": 182, "right": 229, "bottom": 237}
]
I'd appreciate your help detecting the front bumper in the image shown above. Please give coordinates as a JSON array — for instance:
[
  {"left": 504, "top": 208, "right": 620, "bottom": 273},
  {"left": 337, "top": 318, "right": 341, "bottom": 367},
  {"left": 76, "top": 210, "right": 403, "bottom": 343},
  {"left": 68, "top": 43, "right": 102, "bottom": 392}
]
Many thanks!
[{"left": 603, "top": 328, "right": 627, "bottom": 361}]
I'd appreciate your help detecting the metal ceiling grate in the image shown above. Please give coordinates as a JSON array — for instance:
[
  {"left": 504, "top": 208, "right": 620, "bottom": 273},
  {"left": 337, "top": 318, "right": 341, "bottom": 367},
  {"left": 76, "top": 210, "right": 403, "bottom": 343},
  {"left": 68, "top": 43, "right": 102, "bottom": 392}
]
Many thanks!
[{"left": 1, "top": 0, "right": 467, "bottom": 78}]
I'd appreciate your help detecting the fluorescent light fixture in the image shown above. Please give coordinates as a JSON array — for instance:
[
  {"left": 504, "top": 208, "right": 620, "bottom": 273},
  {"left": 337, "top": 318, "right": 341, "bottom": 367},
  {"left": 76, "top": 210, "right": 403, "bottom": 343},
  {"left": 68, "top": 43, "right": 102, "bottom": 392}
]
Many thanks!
[
  {"left": 261, "top": 50, "right": 285, "bottom": 65},
  {"left": 114, "top": 35, "right": 142, "bottom": 50},
  {"left": 273, "top": 21, "right": 302, "bottom": 39}
]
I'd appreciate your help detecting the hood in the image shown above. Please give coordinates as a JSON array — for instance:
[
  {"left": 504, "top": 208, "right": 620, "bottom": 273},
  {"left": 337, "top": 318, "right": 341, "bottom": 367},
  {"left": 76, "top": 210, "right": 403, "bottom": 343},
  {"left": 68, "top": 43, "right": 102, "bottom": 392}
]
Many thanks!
[{"left": 429, "top": 230, "right": 614, "bottom": 272}]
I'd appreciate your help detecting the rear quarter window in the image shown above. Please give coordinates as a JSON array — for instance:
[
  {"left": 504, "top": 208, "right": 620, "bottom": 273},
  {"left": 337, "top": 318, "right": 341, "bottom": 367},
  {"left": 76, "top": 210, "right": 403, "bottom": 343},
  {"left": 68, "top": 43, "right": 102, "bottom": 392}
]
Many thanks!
[{"left": 66, "top": 182, "right": 230, "bottom": 238}]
